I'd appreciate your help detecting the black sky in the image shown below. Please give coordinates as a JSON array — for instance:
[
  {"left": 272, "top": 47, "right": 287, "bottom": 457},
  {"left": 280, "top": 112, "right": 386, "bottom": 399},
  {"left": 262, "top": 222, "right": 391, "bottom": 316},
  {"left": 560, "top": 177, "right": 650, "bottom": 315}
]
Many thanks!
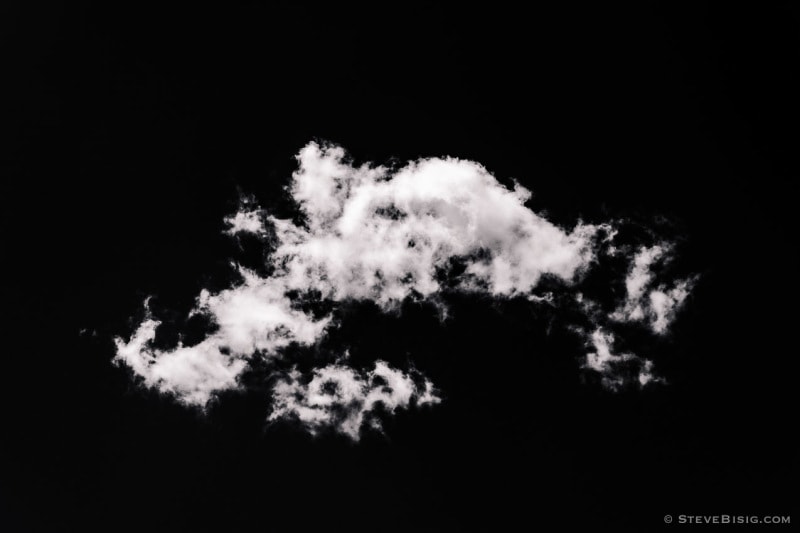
[{"left": 1, "top": 2, "right": 798, "bottom": 531}]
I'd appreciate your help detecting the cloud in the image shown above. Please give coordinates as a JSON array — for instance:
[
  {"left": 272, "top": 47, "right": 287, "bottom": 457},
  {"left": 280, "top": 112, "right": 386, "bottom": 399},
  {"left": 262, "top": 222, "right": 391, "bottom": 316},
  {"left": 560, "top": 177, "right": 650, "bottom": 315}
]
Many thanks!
[
  {"left": 583, "top": 328, "right": 661, "bottom": 391},
  {"left": 269, "top": 360, "right": 440, "bottom": 440},
  {"left": 611, "top": 245, "right": 696, "bottom": 334},
  {"left": 268, "top": 142, "right": 600, "bottom": 306},
  {"left": 224, "top": 209, "right": 265, "bottom": 236},
  {"left": 115, "top": 317, "right": 247, "bottom": 406},
  {"left": 114, "top": 141, "right": 697, "bottom": 437},
  {"left": 196, "top": 270, "right": 330, "bottom": 356},
  {"left": 114, "top": 272, "right": 329, "bottom": 406}
]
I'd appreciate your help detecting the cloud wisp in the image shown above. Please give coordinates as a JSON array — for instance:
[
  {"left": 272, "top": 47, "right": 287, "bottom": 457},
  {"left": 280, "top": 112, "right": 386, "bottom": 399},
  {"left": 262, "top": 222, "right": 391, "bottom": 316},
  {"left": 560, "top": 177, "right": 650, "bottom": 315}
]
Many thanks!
[
  {"left": 270, "top": 360, "right": 440, "bottom": 440},
  {"left": 611, "top": 245, "right": 697, "bottom": 334},
  {"left": 114, "top": 142, "right": 696, "bottom": 439}
]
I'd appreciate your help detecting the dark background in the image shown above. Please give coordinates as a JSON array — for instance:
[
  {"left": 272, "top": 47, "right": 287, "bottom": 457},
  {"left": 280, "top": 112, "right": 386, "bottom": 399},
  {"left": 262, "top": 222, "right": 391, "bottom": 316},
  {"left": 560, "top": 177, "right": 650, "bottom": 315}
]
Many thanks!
[{"left": 1, "top": 2, "right": 797, "bottom": 531}]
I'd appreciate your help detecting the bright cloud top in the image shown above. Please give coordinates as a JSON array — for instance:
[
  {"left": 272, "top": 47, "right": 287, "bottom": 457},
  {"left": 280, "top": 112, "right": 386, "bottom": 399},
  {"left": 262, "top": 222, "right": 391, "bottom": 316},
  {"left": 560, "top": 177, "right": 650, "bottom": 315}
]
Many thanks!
[
  {"left": 114, "top": 142, "right": 696, "bottom": 439},
  {"left": 270, "top": 143, "right": 600, "bottom": 306}
]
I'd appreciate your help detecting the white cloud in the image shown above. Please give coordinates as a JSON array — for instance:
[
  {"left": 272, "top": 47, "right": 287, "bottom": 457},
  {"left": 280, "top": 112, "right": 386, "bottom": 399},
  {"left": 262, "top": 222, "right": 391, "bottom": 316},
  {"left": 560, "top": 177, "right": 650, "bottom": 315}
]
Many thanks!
[
  {"left": 612, "top": 245, "right": 695, "bottom": 334},
  {"left": 196, "top": 269, "right": 330, "bottom": 355},
  {"left": 114, "top": 141, "right": 696, "bottom": 437},
  {"left": 648, "top": 280, "right": 693, "bottom": 334},
  {"left": 113, "top": 274, "right": 330, "bottom": 406},
  {"left": 270, "top": 142, "right": 600, "bottom": 305},
  {"left": 269, "top": 361, "right": 440, "bottom": 440},
  {"left": 224, "top": 209, "right": 265, "bottom": 235},
  {"left": 114, "top": 318, "right": 248, "bottom": 406},
  {"left": 583, "top": 328, "right": 661, "bottom": 391}
]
